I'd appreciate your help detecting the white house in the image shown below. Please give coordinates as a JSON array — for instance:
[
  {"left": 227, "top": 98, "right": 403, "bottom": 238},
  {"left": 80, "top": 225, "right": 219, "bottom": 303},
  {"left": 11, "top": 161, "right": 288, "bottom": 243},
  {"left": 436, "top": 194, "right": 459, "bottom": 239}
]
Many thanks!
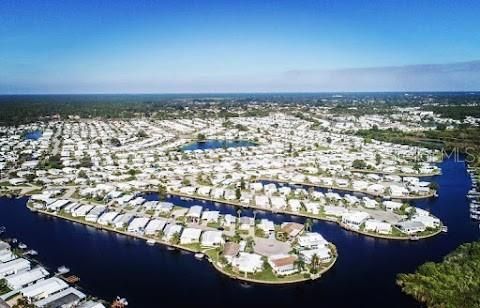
[
  {"left": 297, "top": 232, "right": 328, "bottom": 249},
  {"left": 341, "top": 211, "right": 370, "bottom": 230},
  {"left": 232, "top": 252, "right": 263, "bottom": 273},
  {"left": 180, "top": 227, "right": 202, "bottom": 244},
  {"left": 200, "top": 230, "right": 224, "bottom": 247},
  {"left": 364, "top": 219, "right": 392, "bottom": 234}
]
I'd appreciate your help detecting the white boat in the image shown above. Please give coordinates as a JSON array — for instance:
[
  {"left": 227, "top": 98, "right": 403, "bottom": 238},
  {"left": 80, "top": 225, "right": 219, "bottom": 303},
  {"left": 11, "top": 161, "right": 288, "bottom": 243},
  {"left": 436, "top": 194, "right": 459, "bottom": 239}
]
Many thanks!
[
  {"left": 57, "top": 266, "right": 70, "bottom": 275},
  {"left": 146, "top": 239, "right": 155, "bottom": 245},
  {"left": 194, "top": 253, "right": 204, "bottom": 259},
  {"left": 18, "top": 243, "right": 27, "bottom": 249},
  {"left": 441, "top": 226, "right": 448, "bottom": 233}
]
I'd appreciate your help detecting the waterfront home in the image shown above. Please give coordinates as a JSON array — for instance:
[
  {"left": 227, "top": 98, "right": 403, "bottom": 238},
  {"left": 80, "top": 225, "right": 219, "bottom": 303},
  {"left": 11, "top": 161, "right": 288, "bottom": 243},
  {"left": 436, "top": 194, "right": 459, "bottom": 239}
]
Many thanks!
[
  {"left": 210, "top": 187, "right": 224, "bottom": 199},
  {"left": 304, "top": 202, "right": 320, "bottom": 215},
  {"left": 367, "top": 184, "right": 385, "bottom": 195},
  {"left": 186, "top": 205, "right": 203, "bottom": 223},
  {"left": 112, "top": 213, "right": 135, "bottom": 229},
  {"left": 77, "top": 300, "right": 107, "bottom": 308},
  {"left": 288, "top": 199, "right": 302, "bottom": 212},
  {"left": 201, "top": 230, "right": 224, "bottom": 247},
  {"left": 0, "top": 249, "right": 15, "bottom": 263},
  {"left": 280, "top": 222, "right": 304, "bottom": 238},
  {"left": 341, "top": 211, "right": 370, "bottom": 230},
  {"left": 362, "top": 197, "right": 378, "bottom": 209},
  {"left": 297, "top": 232, "right": 328, "bottom": 249},
  {"left": 63, "top": 202, "right": 80, "bottom": 214},
  {"left": 250, "top": 182, "right": 263, "bottom": 192},
  {"left": 270, "top": 196, "right": 287, "bottom": 210},
  {"left": 411, "top": 215, "right": 440, "bottom": 229},
  {"left": 155, "top": 202, "right": 174, "bottom": 215},
  {"left": 20, "top": 277, "right": 68, "bottom": 301},
  {"left": 201, "top": 210, "right": 220, "bottom": 223},
  {"left": 127, "top": 217, "right": 150, "bottom": 233},
  {"left": 0, "top": 258, "right": 31, "bottom": 279},
  {"left": 180, "top": 227, "right": 202, "bottom": 244},
  {"left": 223, "top": 214, "right": 237, "bottom": 228},
  {"left": 268, "top": 254, "right": 298, "bottom": 275},
  {"left": 71, "top": 205, "right": 94, "bottom": 218},
  {"left": 97, "top": 211, "right": 119, "bottom": 226},
  {"left": 395, "top": 221, "right": 426, "bottom": 234},
  {"left": 197, "top": 186, "right": 212, "bottom": 196},
  {"left": 85, "top": 206, "right": 106, "bottom": 222},
  {"left": 224, "top": 189, "right": 237, "bottom": 200},
  {"left": 300, "top": 247, "right": 331, "bottom": 264},
  {"left": 163, "top": 224, "right": 183, "bottom": 242},
  {"left": 222, "top": 242, "right": 240, "bottom": 263},
  {"left": 364, "top": 220, "right": 392, "bottom": 234},
  {"left": 239, "top": 217, "right": 254, "bottom": 231},
  {"left": 255, "top": 195, "right": 270, "bottom": 208},
  {"left": 46, "top": 199, "right": 70, "bottom": 212},
  {"left": 34, "top": 287, "right": 86, "bottom": 308},
  {"left": 5, "top": 267, "right": 49, "bottom": 290},
  {"left": 232, "top": 252, "right": 263, "bottom": 273},
  {"left": 144, "top": 219, "right": 167, "bottom": 236},
  {"left": 257, "top": 219, "right": 275, "bottom": 235}
]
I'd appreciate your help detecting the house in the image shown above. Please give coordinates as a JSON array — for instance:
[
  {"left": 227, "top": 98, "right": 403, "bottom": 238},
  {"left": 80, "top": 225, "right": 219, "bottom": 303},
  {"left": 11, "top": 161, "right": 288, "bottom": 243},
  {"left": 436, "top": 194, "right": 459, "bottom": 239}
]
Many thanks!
[
  {"left": 5, "top": 267, "right": 49, "bottom": 290},
  {"left": 341, "top": 211, "right": 370, "bottom": 230},
  {"left": 201, "top": 230, "right": 224, "bottom": 247},
  {"left": 163, "top": 224, "right": 183, "bottom": 241},
  {"left": 71, "top": 205, "right": 94, "bottom": 217},
  {"left": 250, "top": 182, "right": 263, "bottom": 192},
  {"left": 297, "top": 232, "right": 328, "bottom": 249},
  {"left": 411, "top": 215, "right": 440, "bottom": 228},
  {"left": 239, "top": 217, "right": 254, "bottom": 231},
  {"left": 201, "top": 210, "right": 220, "bottom": 223},
  {"left": 255, "top": 195, "right": 270, "bottom": 208},
  {"left": 127, "top": 217, "right": 150, "bottom": 233},
  {"left": 270, "top": 196, "right": 287, "bottom": 210},
  {"left": 232, "top": 252, "right": 263, "bottom": 273},
  {"left": 384, "top": 200, "right": 403, "bottom": 211},
  {"left": 223, "top": 214, "right": 236, "bottom": 227},
  {"left": 364, "top": 220, "right": 392, "bottom": 234},
  {"left": 186, "top": 205, "right": 203, "bottom": 223},
  {"left": 20, "top": 277, "right": 68, "bottom": 301},
  {"left": 288, "top": 199, "right": 302, "bottom": 212},
  {"left": 85, "top": 206, "right": 106, "bottom": 222},
  {"left": 0, "top": 258, "right": 31, "bottom": 279},
  {"left": 144, "top": 219, "right": 167, "bottom": 235},
  {"left": 97, "top": 211, "right": 119, "bottom": 226},
  {"left": 300, "top": 247, "right": 331, "bottom": 264},
  {"left": 34, "top": 287, "right": 86, "bottom": 308},
  {"left": 113, "top": 213, "right": 134, "bottom": 229},
  {"left": 222, "top": 242, "right": 240, "bottom": 263},
  {"left": 395, "top": 221, "right": 426, "bottom": 234},
  {"left": 257, "top": 219, "right": 275, "bottom": 234},
  {"left": 280, "top": 222, "right": 304, "bottom": 238},
  {"left": 155, "top": 202, "right": 174, "bottom": 215},
  {"left": 304, "top": 202, "right": 320, "bottom": 214},
  {"left": 268, "top": 254, "right": 298, "bottom": 275},
  {"left": 46, "top": 199, "right": 70, "bottom": 212},
  {"left": 362, "top": 197, "right": 377, "bottom": 209},
  {"left": 180, "top": 227, "right": 202, "bottom": 244}
]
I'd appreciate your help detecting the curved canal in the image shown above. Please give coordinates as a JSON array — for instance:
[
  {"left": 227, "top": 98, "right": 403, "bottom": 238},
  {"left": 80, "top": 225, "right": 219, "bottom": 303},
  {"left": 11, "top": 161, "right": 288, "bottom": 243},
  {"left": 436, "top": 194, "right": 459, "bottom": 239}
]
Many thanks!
[{"left": 0, "top": 156, "right": 478, "bottom": 307}]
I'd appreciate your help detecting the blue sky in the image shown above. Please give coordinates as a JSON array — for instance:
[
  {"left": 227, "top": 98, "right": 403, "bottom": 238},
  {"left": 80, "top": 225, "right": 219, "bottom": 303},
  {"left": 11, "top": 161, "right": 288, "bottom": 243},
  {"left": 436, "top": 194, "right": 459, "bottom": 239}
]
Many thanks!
[{"left": 1, "top": 0, "right": 479, "bottom": 93}]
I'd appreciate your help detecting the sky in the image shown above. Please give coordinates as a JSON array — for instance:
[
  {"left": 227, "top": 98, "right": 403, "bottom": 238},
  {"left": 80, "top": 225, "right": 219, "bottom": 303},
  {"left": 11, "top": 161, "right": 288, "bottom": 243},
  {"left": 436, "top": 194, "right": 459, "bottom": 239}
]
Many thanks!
[{"left": 1, "top": 0, "right": 480, "bottom": 93}]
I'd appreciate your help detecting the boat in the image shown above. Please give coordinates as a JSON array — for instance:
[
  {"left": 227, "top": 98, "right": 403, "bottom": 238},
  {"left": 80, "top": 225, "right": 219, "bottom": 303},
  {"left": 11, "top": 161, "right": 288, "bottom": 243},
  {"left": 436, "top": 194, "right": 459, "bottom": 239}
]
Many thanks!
[
  {"left": 11, "top": 238, "right": 17, "bottom": 244},
  {"left": 18, "top": 243, "right": 27, "bottom": 249},
  {"left": 441, "top": 226, "right": 448, "bottom": 233},
  {"left": 56, "top": 266, "right": 70, "bottom": 275},
  {"left": 194, "top": 253, "right": 204, "bottom": 259},
  {"left": 24, "top": 250, "right": 38, "bottom": 256},
  {"left": 146, "top": 239, "right": 155, "bottom": 245},
  {"left": 0, "top": 226, "right": 5, "bottom": 234},
  {"left": 111, "top": 297, "right": 128, "bottom": 308}
]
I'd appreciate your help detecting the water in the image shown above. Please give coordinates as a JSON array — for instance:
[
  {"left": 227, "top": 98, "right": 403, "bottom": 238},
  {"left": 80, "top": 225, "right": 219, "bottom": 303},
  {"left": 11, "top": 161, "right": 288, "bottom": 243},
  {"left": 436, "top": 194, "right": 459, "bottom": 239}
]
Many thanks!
[
  {"left": 24, "top": 130, "right": 42, "bottom": 140},
  {"left": 0, "top": 156, "right": 478, "bottom": 307},
  {"left": 181, "top": 139, "right": 256, "bottom": 151}
]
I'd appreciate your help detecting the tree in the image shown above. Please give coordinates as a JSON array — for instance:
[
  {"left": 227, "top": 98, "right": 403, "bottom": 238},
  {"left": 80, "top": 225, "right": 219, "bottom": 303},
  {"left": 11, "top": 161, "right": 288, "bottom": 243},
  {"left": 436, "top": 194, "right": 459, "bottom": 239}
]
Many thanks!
[
  {"left": 294, "top": 258, "right": 306, "bottom": 272},
  {"left": 375, "top": 153, "right": 382, "bottom": 165},
  {"left": 352, "top": 159, "right": 367, "bottom": 169},
  {"left": 236, "top": 208, "right": 242, "bottom": 219},
  {"left": 304, "top": 218, "right": 313, "bottom": 232},
  {"left": 235, "top": 188, "right": 241, "bottom": 200},
  {"left": 197, "top": 133, "right": 206, "bottom": 141},
  {"left": 310, "top": 254, "right": 320, "bottom": 274}
]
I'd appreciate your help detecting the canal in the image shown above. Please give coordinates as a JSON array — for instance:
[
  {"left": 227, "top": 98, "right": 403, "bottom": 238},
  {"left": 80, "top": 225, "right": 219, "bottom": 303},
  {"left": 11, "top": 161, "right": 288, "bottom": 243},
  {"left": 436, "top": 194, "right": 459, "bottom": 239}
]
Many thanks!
[{"left": 0, "top": 156, "right": 478, "bottom": 307}]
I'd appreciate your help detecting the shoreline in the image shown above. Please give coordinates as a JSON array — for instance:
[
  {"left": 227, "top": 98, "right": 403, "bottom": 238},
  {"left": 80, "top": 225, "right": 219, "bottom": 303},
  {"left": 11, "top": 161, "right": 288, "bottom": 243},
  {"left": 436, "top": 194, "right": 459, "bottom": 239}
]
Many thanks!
[
  {"left": 165, "top": 191, "right": 442, "bottom": 241},
  {"left": 26, "top": 204, "right": 334, "bottom": 285}
]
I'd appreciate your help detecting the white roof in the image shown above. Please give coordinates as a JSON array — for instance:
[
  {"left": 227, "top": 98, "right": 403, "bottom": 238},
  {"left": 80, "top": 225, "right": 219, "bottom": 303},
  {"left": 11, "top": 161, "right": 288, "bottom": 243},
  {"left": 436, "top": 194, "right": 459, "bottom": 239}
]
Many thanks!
[
  {"left": 5, "top": 267, "right": 49, "bottom": 290},
  {"left": 21, "top": 277, "right": 68, "bottom": 299}
]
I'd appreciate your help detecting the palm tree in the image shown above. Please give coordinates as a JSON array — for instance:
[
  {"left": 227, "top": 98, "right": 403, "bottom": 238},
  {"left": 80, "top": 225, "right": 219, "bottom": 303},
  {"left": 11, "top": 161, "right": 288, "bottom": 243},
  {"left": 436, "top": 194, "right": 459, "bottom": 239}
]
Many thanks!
[
  {"left": 236, "top": 208, "right": 242, "bottom": 219},
  {"left": 294, "top": 258, "right": 306, "bottom": 272},
  {"left": 310, "top": 253, "right": 320, "bottom": 274},
  {"left": 304, "top": 218, "right": 313, "bottom": 232}
]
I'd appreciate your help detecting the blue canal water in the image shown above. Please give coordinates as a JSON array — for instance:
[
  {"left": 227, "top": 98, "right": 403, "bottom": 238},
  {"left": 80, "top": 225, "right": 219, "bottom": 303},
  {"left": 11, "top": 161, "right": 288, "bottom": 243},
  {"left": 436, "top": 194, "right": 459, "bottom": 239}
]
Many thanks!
[
  {"left": 181, "top": 139, "right": 256, "bottom": 151},
  {"left": 24, "top": 130, "right": 42, "bottom": 140},
  {"left": 0, "top": 156, "right": 478, "bottom": 307}
]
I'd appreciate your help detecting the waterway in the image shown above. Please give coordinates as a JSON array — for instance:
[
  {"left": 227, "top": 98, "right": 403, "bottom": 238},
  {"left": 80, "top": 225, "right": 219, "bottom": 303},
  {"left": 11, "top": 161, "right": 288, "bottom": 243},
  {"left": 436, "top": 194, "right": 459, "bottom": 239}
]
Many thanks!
[
  {"left": 181, "top": 139, "right": 256, "bottom": 151},
  {"left": 0, "top": 156, "right": 478, "bottom": 307}
]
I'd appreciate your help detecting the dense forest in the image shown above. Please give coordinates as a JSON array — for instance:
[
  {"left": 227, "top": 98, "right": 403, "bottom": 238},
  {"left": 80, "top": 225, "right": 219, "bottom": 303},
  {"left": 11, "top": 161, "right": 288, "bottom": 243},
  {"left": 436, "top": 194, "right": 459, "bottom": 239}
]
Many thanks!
[{"left": 397, "top": 241, "right": 480, "bottom": 308}]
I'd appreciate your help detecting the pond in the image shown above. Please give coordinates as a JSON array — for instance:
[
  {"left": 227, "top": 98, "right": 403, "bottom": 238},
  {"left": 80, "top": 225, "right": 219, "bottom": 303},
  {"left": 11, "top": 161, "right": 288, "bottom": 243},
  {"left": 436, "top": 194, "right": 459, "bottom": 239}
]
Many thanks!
[{"left": 181, "top": 139, "right": 257, "bottom": 151}]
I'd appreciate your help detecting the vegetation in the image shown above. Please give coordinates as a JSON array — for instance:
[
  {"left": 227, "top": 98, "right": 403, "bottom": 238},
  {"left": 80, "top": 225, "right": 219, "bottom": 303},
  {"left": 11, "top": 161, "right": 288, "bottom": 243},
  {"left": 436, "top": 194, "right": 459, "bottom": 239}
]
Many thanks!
[{"left": 397, "top": 241, "right": 480, "bottom": 308}]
